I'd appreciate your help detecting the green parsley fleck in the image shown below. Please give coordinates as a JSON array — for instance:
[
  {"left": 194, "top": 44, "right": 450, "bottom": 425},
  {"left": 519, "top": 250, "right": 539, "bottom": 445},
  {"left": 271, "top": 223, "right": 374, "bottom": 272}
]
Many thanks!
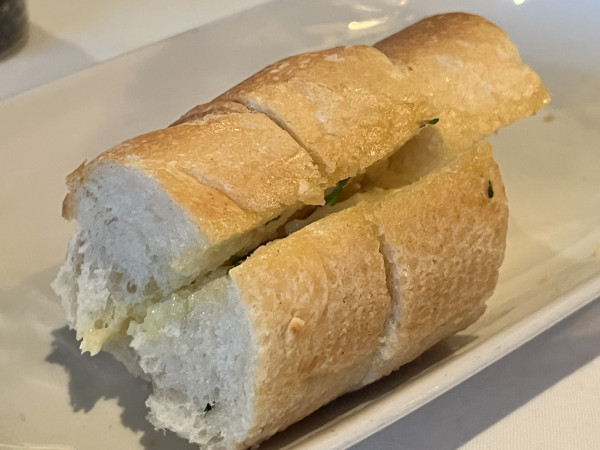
[
  {"left": 418, "top": 117, "right": 440, "bottom": 128},
  {"left": 324, "top": 178, "right": 350, "bottom": 206},
  {"left": 487, "top": 180, "right": 494, "bottom": 199}
]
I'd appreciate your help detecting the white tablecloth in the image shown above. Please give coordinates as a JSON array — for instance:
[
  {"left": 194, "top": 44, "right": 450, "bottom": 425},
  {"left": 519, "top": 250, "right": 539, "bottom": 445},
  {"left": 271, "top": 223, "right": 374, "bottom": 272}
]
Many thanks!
[{"left": 2, "top": 1, "right": 599, "bottom": 448}]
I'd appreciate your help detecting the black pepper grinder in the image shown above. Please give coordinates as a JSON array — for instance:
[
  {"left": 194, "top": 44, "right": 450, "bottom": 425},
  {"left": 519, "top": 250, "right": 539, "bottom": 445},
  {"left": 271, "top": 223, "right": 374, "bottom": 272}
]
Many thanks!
[{"left": 0, "top": 0, "right": 28, "bottom": 59}]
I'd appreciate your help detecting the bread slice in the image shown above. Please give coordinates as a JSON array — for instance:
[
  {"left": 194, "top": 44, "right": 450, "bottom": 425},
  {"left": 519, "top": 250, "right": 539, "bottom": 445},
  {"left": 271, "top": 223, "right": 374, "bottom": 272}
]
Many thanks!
[
  {"left": 213, "top": 44, "right": 428, "bottom": 183},
  {"left": 123, "top": 142, "right": 506, "bottom": 449},
  {"left": 359, "top": 13, "right": 550, "bottom": 191},
  {"left": 54, "top": 112, "right": 325, "bottom": 354},
  {"left": 359, "top": 141, "right": 507, "bottom": 384},
  {"left": 375, "top": 12, "right": 549, "bottom": 152}
]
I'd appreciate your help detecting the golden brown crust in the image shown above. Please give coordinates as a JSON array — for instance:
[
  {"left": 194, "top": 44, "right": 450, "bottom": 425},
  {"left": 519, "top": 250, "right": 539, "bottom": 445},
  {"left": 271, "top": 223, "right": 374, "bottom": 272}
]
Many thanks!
[
  {"left": 103, "top": 113, "right": 324, "bottom": 213},
  {"left": 62, "top": 161, "right": 87, "bottom": 220},
  {"left": 69, "top": 113, "right": 326, "bottom": 245},
  {"left": 226, "top": 142, "right": 507, "bottom": 445},
  {"left": 361, "top": 141, "right": 508, "bottom": 382},
  {"left": 170, "top": 100, "right": 251, "bottom": 127},
  {"left": 230, "top": 208, "right": 391, "bottom": 441},
  {"left": 215, "top": 44, "right": 428, "bottom": 183},
  {"left": 375, "top": 12, "right": 550, "bottom": 150}
]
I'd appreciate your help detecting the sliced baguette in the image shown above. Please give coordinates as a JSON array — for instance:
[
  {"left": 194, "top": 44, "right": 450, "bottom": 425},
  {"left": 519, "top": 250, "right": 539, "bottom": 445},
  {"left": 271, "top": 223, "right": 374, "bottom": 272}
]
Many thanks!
[
  {"left": 125, "top": 142, "right": 506, "bottom": 448},
  {"left": 54, "top": 112, "right": 325, "bottom": 354},
  {"left": 51, "top": 12, "right": 551, "bottom": 448}
]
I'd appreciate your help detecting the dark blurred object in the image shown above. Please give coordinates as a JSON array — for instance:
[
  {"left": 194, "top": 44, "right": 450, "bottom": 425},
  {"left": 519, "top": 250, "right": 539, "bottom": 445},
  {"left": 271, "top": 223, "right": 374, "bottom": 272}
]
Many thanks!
[{"left": 0, "top": 0, "right": 28, "bottom": 59}]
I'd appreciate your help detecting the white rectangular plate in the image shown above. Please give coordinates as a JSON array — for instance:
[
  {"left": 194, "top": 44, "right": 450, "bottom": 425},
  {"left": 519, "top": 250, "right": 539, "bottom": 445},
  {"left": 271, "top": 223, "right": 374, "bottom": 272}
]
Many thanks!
[{"left": 1, "top": 0, "right": 600, "bottom": 449}]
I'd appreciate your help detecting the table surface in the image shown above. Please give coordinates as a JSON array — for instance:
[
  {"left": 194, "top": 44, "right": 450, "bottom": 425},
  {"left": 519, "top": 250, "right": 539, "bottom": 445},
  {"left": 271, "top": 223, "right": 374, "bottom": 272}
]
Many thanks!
[{"left": 2, "top": 1, "right": 599, "bottom": 449}]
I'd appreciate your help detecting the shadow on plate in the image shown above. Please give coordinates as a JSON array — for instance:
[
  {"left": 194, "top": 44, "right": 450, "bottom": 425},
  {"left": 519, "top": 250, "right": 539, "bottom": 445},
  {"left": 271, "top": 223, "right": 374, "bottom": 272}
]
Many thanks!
[
  {"left": 45, "top": 323, "right": 476, "bottom": 450},
  {"left": 351, "top": 295, "right": 600, "bottom": 450},
  {"left": 45, "top": 326, "right": 196, "bottom": 450}
]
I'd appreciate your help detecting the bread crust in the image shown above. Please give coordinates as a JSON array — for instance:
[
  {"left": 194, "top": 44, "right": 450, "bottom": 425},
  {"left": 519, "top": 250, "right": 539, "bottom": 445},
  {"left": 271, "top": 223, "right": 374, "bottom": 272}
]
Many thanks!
[
  {"left": 230, "top": 208, "right": 391, "bottom": 444},
  {"left": 66, "top": 112, "right": 325, "bottom": 238},
  {"left": 170, "top": 100, "right": 251, "bottom": 127},
  {"left": 216, "top": 45, "right": 427, "bottom": 182},
  {"left": 172, "top": 143, "right": 507, "bottom": 447},
  {"left": 375, "top": 12, "right": 549, "bottom": 150},
  {"left": 360, "top": 142, "right": 507, "bottom": 383}
]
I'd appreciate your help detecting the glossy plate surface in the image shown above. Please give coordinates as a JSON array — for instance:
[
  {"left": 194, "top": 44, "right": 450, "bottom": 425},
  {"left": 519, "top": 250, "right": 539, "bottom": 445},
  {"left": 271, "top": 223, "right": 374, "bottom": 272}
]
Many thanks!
[{"left": 1, "top": 0, "right": 600, "bottom": 448}]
